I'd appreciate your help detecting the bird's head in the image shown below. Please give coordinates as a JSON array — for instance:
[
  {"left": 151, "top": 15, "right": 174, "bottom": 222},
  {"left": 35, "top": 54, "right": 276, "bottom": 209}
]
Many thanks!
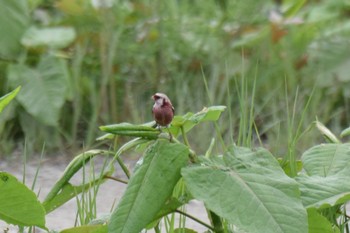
[{"left": 152, "top": 93, "right": 171, "bottom": 106}]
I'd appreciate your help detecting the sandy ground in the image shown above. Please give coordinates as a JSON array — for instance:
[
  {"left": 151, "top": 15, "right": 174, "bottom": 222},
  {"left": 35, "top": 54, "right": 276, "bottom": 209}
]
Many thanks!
[{"left": 0, "top": 155, "right": 210, "bottom": 233}]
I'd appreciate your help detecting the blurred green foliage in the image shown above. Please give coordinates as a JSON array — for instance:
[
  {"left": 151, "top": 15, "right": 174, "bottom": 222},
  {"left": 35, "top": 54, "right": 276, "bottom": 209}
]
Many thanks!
[{"left": 1, "top": 0, "right": 350, "bottom": 155}]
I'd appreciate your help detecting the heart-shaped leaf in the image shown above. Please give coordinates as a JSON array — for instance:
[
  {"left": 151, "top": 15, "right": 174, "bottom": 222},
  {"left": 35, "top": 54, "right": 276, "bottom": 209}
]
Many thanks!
[
  {"left": 182, "top": 146, "right": 307, "bottom": 233},
  {"left": 7, "top": 55, "right": 69, "bottom": 126},
  {"left": 296, "top": 143, "right": 350, "bottom": 209}
]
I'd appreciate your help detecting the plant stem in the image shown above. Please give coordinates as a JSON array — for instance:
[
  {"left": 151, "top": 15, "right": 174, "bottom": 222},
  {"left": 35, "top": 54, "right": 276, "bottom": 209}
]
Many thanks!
[
  {"left": 104, "top": 175, "right": 128, "bottom": 184},
  {"left": 180, "top": 126, "right": 198, "bottom": 163},
  {"left": 109, "top": 137, "right": 149, "bottom": 179},
  {"left": 180, "top": 125, "right": 190, "bottom": 147},
  {"left": 175, "top": 209, "right": 215, "bottom": 231},
  {"left": 116, "top": 156, "right": 131, "bottom": 179},
  {"left": 154, "top": 223, "right": 161, "bottom": 233}
]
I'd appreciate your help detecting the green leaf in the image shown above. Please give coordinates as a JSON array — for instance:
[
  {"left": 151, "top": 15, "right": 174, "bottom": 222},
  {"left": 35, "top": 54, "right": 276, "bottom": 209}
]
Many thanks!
[
  {"left": 89, "top": 214, "right": 110, "bottom": 225},
  {"left": 0, "top": 172, "right": 46, "bottom": 229},
  {"left": 296, "top": 174, "right": 350, "bottom": 209},
  {"left": 340, "top": 126, "right": 350, "bottom": 138},
  {"left": 99, "top": 122, "right": 160, "bottom": 139},
  {"left": 60, "top": 225, "right": 107, "bottom": 233},
  {"left": 43, "top": 150, "right": 111, "bottom": 212},
  {"left": 282, "top": 0, "right": 307, "bottom": 17},
  {"left": 43, "top": 177, "right": 110, "bottom": 214},
  {"left": 182, "top": 146, "right": 307, "bottom": 233},
  {"left": 21, "top": 26, "right": 76, "bottom": 49},
  {"left": 278, "top": 158, "right": 303, "bottom": 177},
  {"left": 314, "top": 121, "right": 340, "bottom": 144},
  {"left": 301, "top": 143, "right": 350, "bottom": 177},
  {"left": 174, "top": 228, "right": 198, "bottom": 233},
  {"left": 296, "top": 144, "right": 350, "bottom": 208},
  {"left": 170, "top": 106, "right": 226, "bottom": 137},
  {"left": 146, "top": 195, "right": 191, "bottom": 229},
  {"left": 108, "top": 140, "right": 189, "bottom": 233},
  {"left": 7, "top": 55, "right": 69, "bottom": 126},
  {"left": 100, "top": 122, "right": 158, "bottom": 132},
  {"left": 307, "top": 208, "right": 338, "bottom": 233},
  {"left": 0, "top": 0, "right": 29, "bottom": 59},
  {"left": 0, "top": 86, "right": 21, "bottom": 114},
  {"left": 96, "top": 133, "right": 114, "bottom": 141}
]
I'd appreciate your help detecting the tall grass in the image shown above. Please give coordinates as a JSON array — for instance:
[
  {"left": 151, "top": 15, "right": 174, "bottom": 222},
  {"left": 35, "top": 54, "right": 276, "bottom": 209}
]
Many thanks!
[{"left": 0, "top": 1, "right": 349, "bottom": 160}]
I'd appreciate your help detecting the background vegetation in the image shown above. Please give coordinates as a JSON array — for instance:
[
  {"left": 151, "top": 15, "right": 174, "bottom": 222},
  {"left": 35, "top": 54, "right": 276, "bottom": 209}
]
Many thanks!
[
  {"left": 1, "top": 0, "right": 350, "bottom": 157},
  {"left": 2, "top": 1, "right": 350, "bottom": 232}
]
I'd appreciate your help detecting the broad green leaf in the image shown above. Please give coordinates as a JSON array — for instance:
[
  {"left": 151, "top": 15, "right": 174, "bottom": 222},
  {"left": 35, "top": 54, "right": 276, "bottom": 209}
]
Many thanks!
[
  {"left": 297, "top": 144, "right": 350, "bottom": 209},
  {"left": 182, "top": 146, "right": 307, "bottom": 233},
  {"left": 0, "top": 0, "right": 29, "bottom": 59},
  {"left": 7, "top": 55, "right": 69, "bottom": 126},
  {"left": 307, "top": 208, "right": 338, "bottom": 233},
  {"left": 0, "top": 172, "right": 46, "bottom": 229},
  {"left": 60, "top": 225, "right": 107, "bottom": 233},
  {"left": 296, "top": 174, "right": 350, "bottom": 209},
  {"left": 301, "top": 143, "right": 350, "bottom": 177},
  {"left": 169, "top": 106, "right": 226, "bottom": 137},
  {"left": 108, "top": 140, "right": 189, "bottom": 233},
  {"left": 0, "top": 86, "right": 21, "bottom": 114},
  {"left": 21, "top": 26, "right": 76, "bottom": 49}
]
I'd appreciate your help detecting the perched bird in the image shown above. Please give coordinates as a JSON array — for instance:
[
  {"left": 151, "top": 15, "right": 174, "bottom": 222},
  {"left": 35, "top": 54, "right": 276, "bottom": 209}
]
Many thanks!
[{"left": 152, "top": 93, "right": 174, "bottom": 127}]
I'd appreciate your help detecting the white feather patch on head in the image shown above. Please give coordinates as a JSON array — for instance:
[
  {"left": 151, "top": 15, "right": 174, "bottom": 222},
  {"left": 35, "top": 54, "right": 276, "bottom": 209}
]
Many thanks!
[{"left": 153, "top": 93, "right": 171, "bottom": 105}]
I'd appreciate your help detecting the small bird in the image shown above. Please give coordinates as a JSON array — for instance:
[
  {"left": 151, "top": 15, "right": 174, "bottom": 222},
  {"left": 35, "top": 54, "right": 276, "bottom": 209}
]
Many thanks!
[{"left": 152, "top": 93, "right": 174, "bottom": 128}]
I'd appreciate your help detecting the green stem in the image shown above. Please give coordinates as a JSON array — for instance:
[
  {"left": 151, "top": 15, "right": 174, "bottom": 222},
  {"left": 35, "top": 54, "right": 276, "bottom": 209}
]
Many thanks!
[
  {"left": 104, "top": 175, "right": 128, "bottom": 184},
  {"left": 154, "top": 222, "right": 161, "bottom": 233},
  {"left": 109, "top": 137, "right": 149, "bottom": 179},
  {"left": 180, "top": 126, "right": 190, "bottom": 147},
  {"left": 180, "top": 126, "right": 198, "bottom": 163},
  {"left": 175, "top": 209, "right": 215, "bottom": 231},
  {"left": 116, "top": 156, "right": 130, "bottom": 179}
]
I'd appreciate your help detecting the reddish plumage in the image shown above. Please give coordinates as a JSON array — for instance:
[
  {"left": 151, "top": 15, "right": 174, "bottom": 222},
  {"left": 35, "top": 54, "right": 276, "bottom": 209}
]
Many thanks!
[{"left": 152, "top": 93, "right": 174, "bottom": 127}]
